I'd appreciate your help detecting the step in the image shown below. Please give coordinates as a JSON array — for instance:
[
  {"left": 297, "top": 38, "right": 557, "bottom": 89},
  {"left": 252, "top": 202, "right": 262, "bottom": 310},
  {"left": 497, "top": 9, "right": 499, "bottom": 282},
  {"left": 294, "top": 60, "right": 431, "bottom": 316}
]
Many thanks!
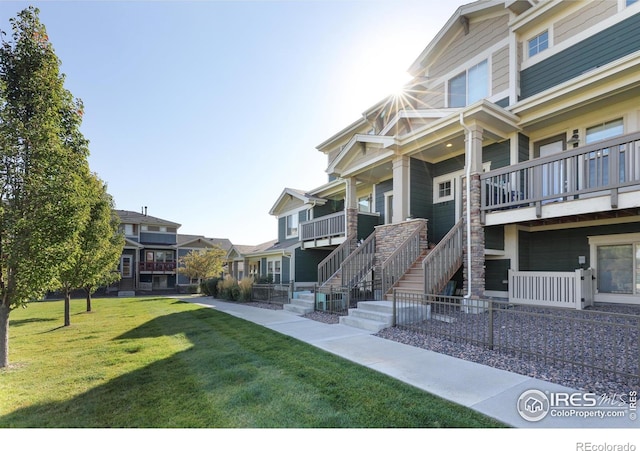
[
  {"left": 118, "top": 291, "right": 136, "bottom": 297},
  {"left": 339, "top": 315, "right": 390, "bottom": 333},
  {"left": 283, "top": 294, "right": 315, "bottom": 315},
  {"left": 284, "top": 303, "right": 314, "bottom": 315}
]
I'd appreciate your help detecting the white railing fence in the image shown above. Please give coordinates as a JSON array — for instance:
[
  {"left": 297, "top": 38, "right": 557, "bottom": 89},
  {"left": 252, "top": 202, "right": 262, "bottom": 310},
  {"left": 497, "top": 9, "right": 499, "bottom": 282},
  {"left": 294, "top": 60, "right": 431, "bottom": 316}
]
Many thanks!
[{"left": 508, "top": 269, "right": 595, "bottom": 310}]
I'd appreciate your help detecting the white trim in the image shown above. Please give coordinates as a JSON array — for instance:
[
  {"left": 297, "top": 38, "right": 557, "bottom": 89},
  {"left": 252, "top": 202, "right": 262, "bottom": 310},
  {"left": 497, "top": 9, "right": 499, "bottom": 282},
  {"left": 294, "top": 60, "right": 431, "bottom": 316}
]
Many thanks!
[
  {"left": 588, "top": 232, "right": 640, "bottom": 301},
  {"left": 433, "top": 173, "right": 456, "bottom": 204},
  {"left": 384, "top": 191, "right": 393, "bottom": 225},
  {"left": 519, "top": 3, "right": 640, "bottom": 71}
]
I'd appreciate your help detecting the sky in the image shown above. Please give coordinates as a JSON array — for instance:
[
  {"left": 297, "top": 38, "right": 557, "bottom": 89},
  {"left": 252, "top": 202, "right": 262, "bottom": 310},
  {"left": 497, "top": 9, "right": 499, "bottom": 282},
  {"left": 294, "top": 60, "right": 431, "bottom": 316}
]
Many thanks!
[{"left": 0, "top": 0, "right": 467, "bottom": 246}]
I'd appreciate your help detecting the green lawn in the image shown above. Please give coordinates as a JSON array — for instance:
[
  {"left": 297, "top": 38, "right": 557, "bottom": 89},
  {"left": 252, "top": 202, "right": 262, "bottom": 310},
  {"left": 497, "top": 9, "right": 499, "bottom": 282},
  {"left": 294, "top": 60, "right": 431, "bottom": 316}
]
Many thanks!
[{"left": 0, "top": 296, "right": 506, "bottom": 428}]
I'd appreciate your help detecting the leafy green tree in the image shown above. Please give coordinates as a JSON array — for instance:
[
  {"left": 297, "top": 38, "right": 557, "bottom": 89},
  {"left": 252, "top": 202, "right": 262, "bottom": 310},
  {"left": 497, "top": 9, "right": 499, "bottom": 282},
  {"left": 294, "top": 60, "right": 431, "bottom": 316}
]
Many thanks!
[
  {"left": 0, "top": 7, "right": 92, "bottom": 366},
  {"left": 178, "top": 247, "right": 226, "bottom": 286},
  {"left": 57, "top": 173, "right": 124, "bottom": 321}
]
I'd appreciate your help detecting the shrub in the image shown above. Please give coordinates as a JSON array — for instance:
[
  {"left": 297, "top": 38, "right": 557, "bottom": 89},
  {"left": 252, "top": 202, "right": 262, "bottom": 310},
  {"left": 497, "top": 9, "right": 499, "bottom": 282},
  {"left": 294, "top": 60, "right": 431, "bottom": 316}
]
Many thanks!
[
  {"left": 201, "top": 277, "right": 221, "bottom": 297},
  {"left": 238, "top": 277, "right": 253, "bottom": 301},
  {"left": 255, "top": 274, "right": 273, "bottom": 284},
  {"left": 179, "top": 284, "right": 200, "bottom": 294},
  {"left": 218, "top": 276, "right": 240, "bottom": 301}
]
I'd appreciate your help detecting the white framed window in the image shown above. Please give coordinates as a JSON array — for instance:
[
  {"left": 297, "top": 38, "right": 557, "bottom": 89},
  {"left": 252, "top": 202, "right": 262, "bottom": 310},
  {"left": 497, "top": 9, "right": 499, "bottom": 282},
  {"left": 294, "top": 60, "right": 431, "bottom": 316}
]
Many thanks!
[
  {"left": 286, "top": 213, "right": 298, "bottom": 238},
  {"left": 448, "top": 59, "right": 488, "bottom": 107},
  {"left": 266, "top": 257, "right": 281, "bottom": 284},
  {"left": 358, "top": 195, "right": 371, "bottom": 213},
  {"left": 433, "top": 174, "right": 455, "bottom": 203},
  {"left": 589, "top": 233, "right": 640, "bottom": 298},
  {"left": 528, "top": 30, "right": 548, "bottom": 57},
  {"left": 585, "top": 118, "right": 624, "bottom": 144}
]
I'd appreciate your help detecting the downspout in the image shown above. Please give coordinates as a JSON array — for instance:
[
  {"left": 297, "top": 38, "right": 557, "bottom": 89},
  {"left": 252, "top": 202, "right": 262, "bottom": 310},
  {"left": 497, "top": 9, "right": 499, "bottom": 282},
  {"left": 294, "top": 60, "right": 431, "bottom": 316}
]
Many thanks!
[{"left": 459, "top": 112, "right": 472, "bottom": 299}]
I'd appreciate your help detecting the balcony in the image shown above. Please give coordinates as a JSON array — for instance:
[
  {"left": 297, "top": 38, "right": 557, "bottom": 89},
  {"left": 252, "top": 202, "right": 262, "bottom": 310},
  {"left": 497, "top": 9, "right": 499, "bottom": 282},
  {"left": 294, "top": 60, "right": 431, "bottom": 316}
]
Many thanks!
[
  {"left": 300, "top": 211, "right": 346, "bottom": 248},
  {"left": 481, "top": 132, "right": 640, "bottom": 225},
  {"left": 139, "top": 262, "right": 176, "bottom": 273},
  {"left": 300, "top": 211, "right": 381, "bottom": 249}
]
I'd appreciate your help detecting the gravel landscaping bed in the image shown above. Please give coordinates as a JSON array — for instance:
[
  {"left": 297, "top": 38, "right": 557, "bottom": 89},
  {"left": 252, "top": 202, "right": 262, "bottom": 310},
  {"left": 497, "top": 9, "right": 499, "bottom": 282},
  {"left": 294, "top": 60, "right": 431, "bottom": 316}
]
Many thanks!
[
  {"left": 376, "top": 302, "right": 640, "bottom": 396},
  {"left": 243, "top": 299, "right": 639, "bottom": 396},
  {"left": 240, "top": 301, "right": 284, "bottom": 310}
]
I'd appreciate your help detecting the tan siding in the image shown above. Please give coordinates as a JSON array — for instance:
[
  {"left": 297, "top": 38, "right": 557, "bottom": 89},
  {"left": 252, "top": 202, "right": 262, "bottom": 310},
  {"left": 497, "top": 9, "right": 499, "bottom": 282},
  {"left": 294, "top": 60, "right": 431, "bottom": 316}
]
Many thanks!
[
  {"left": 554, "top": 1, "right": 617, "bottom": 45},
  {"left": 430, "top": 15, "right": 509, "bottom": 79},
  {"left": 417, "top": 82, "right": 445, "bottom": 109},
  {"left": 492, "top": 46, "right": 509, "bottom": 94}
]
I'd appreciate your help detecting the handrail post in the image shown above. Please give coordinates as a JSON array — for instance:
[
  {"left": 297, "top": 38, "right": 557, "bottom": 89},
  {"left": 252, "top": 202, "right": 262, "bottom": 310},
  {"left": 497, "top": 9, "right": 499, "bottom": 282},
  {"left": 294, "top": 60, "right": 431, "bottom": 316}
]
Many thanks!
[{"left": 392, "top": 289, "right": 397, "bottom": 327}]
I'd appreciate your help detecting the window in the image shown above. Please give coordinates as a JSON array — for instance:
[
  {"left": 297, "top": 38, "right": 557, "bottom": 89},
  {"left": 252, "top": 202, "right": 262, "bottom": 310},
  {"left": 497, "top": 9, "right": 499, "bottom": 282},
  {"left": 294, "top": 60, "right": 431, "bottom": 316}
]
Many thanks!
[
  {"left": 586, "top": 118, "right": 623, "bottom": 144},
  {"left": 267, "top": 258, "right": 281, "bottom": 284},
  {"left": 433, "top": 174, "right": 456, "bottom": 203},
  {"left": 439, "top": 181, "right": 452, "bottom": 199},
  {"left": 286, "top": 214, "right": 298, "bottom": 237},
  {"left": 528, "top": 31, "right": 548, "bottom": 57},
  {"left": 121, "top": 255, "right": 132, "bottom": 278},
  {"left": 358, "top": 195, "right": 371, "bottom": 213},
  {"left": 597, "top": 245, "right": 633, "bottom": 294},
  {"left": 627, "top": 0, "right": 638, "bottom": 6},
  {"left": 448, "top": 60, "right": 488, "bottom": 107},
  {"left": 121, "top": 224, "right": 134, "bottom": 236}
]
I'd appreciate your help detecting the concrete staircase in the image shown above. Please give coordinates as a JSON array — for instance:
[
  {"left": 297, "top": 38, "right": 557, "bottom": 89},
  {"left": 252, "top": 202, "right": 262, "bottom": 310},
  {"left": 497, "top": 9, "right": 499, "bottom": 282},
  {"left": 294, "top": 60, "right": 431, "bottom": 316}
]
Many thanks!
[
  {"left": 339, "top": 300, "right": 432, "bottom": 332},
  {"left": 283, "top": 291, "right": 315, "bottom": 315}
]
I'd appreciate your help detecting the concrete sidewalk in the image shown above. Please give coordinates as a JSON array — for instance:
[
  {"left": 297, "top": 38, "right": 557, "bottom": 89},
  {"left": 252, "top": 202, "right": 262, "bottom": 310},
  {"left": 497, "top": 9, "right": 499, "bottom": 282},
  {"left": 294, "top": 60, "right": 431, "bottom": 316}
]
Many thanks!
[{"left": 183, "top": 296, "right": 638, "bottom": 429}]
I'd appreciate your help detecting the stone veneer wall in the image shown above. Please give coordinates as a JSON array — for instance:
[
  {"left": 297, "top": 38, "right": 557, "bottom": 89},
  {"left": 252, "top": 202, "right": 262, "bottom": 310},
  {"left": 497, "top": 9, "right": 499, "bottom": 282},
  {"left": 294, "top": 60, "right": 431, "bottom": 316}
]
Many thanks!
[
  {"left": 461, "top": 174, "right": 485, "bottom": 298},
  {"left": 346, "top": 208, "right": 358, "bottom": 239},
  {"left": 373, "top": 219, "right": 428, "bottom": 283}
]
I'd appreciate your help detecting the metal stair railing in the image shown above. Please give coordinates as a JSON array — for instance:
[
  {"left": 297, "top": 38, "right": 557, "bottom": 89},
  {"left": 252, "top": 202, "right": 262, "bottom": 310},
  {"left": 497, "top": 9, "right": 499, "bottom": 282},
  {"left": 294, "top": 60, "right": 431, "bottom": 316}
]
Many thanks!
[
  {"left": 317, "top": 236, "right": 357, "bottom": 287},
  {"left": 422, "top": 219, "right": 463, "bottom": 295},
  {"left": 341, "top": 231, "right": 376, "bottom": 290},
  {"left": 381, "top": 221, "right": 427, "bottom": 296}
]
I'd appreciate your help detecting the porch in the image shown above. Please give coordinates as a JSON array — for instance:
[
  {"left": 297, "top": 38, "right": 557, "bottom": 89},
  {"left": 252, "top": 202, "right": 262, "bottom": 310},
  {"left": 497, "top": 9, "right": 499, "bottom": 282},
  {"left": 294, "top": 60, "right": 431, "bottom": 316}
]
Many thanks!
[{"left": 481, "top": 132, "right": 640, "bottom": 225}]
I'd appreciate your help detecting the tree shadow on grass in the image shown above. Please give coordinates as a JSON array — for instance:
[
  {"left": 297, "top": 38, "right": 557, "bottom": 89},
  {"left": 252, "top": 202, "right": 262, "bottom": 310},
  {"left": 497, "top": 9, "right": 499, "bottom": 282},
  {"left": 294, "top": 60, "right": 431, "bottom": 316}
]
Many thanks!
[
  {"left": 9, "top": 318, "right": 57, "bottom": 327},
  {"left": 1, "top": 305, "right": 504, "bottom": 428}
]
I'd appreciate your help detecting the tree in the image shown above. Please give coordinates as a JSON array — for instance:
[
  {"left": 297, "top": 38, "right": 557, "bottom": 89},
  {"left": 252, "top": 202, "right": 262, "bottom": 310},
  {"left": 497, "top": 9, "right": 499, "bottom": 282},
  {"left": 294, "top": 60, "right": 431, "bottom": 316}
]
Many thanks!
[
  {"left": 177, "top": 247, "right": 226, "bottom": 286},
  {"left": 0, "top": 7, "right": 92, "bottom": 366},
  {"left": 56, "top": 173, "right": 124, "bottom": 322}
]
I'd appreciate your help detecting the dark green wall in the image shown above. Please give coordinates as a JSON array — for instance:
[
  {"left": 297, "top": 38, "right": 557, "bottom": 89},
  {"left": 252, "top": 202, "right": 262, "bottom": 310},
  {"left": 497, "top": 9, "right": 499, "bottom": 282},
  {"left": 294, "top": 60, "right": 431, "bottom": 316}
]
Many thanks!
[
  {"left": 410, "top": 158, "right": 432, "bottom": 221},
  {"left": 294, "top": 248, "right": 332, "bottom": 282},
  {"left": 357, "top": 214, "right": 380, "bottom": 241},
  {"left": 521, "top": 13, "right": 640, "bottom": 98},
  {"left": 486, "top": 259, "right": 510, "bottom": 291},
  {"left": 375, "top": 178, "right": 393, "bottom": 224},
  {"left": 519, "top": 222, "right": 640, "bottom": 271},
  {"left": 314, "top": 199, "right": 344, "bottom": 218},
  {"left": 485, "top": 225, "right": 505, "bottom": 250},
  {"left": 483, "top": 140, "right": 510, "bottom": 170},
  {"left": 518, "top": 133, "right": 530, "bottom": 163},
  {"left": 282, "top": 256, "right": 290, "bottom": 283}
]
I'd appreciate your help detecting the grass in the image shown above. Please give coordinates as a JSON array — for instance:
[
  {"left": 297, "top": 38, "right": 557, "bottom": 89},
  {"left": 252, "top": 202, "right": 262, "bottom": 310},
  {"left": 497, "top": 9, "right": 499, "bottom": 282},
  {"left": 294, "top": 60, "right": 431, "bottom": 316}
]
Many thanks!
[{"left": 0, "top": 297, "right": 506, "bottom": 428}]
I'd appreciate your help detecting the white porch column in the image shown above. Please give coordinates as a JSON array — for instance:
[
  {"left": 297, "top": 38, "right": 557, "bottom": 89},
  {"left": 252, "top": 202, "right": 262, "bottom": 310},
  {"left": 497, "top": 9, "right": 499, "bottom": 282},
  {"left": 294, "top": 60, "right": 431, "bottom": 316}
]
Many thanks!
[{"left": 392, "top": 155, "right": 410, "bottom": 224}]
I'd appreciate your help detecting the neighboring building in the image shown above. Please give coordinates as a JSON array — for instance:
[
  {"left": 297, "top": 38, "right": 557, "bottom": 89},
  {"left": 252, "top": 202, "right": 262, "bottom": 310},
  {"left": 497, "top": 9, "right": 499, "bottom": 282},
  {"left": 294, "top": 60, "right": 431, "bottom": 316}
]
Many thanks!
[
  {"left": 285, "top": 0, "right": 640, "bottom": 307},
  {"left": 115, "top": 210, "right": 231, "bottom": 294},
  {"left": 176, "top": 234, "right": 232, "bottom": 286}
]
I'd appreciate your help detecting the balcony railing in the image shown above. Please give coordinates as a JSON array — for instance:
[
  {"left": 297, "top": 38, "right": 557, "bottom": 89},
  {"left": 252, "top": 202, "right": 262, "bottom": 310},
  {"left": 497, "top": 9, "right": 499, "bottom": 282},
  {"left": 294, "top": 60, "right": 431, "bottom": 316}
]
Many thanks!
[
  {"left": 300, "top": 211, "right": 345, "bottom": 242},
  {"left": 139, "top": 262, "right": 176, "bottom": 272},
  {"left": 481, "top": 132, "right": 640, "bottom": 217}
]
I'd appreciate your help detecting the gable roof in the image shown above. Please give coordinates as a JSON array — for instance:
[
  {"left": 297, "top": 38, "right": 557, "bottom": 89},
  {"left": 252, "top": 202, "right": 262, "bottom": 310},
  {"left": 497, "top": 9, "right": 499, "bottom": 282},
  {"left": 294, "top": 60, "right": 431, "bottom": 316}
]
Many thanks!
[
  {"left": 268, "top": 188, "right": 327, "bottom": 216},
  {"left": 115, "top": 209, "right": 181, "bottom": 228},
  {"left": 177, "top": 234, "right": 233, "bottom": 251},
  {"left": 408, "top": 0, "right": 505, "bottom": 76}
]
